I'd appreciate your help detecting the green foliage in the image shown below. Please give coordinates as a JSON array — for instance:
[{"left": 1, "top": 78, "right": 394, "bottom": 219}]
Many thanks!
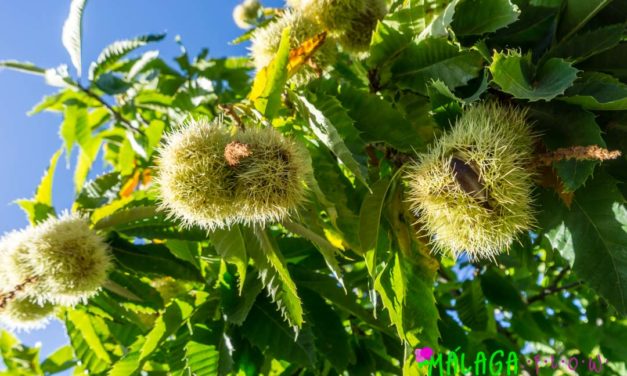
[{"left": 1, "top": 0, "right": 627, "bottom": 375}]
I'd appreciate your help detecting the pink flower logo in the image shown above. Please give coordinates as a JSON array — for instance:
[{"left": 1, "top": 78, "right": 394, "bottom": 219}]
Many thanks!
[{"left": 415, "top": 347, "right": 434, "bottom": 363}]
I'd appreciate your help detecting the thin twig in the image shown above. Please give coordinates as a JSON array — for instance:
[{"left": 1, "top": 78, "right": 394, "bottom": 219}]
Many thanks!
[
  {"left": 0, "top": 276, "right": 38, "bottom": 309},
  {"left": 219, "top": 104, "right": 246, "bottom": 131},
  {"left": 77, "top": 84, "right": 145, "bottom": 136},
  {"left": 527, "top": 281, "right": 583, "bottom": 304}
]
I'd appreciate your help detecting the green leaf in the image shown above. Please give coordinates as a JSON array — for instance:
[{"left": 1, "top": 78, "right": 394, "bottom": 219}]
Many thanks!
[
  {"left": 40, "top": 346, "right": 77, "bottom": 374},
  {"left": 479, "top": 268, "right": 525, "bottom": 311},
  {"left": 241, "top": 295, "right": 316, "bottom": 367},
  {"left": 74, "top": 135, "right": 102, "bottom": 192},
  {"left": 0, "top": 60, "right": 46, "bottom": 75},
  {"left": 558, "top": 0, "right": 613, "bottom": 40},
  {"left": 66, "top": 310, "right": 111, "bottom": 374},
  {"left": 580, "top": 43, "right": 627, "bottom": 80},
  {"left": 89, "top": 33, "right": 165, "bottom": 79},
  {"left": 419, "top": 0, "right": 458, "bottom": 40},
  {"left": 140, "top": 300, "right": 194, "bottom": 361},
  {"left": 74, "top": 172, "right": 121, "bottom": 210},
  {"left": 282, "top": 220, "right": 344, "bottom": 286},
  {"left": 59, "top": 101, "right": 88, "bottom": 162},
  {"left": 0, "top": 331, "right": 42, "bottom": 374},
  {"left": 547, "top": 24, "right": 625, "bottom": 63},
  {"left": 243, "top": 226, "right": 304, "bottom": 330},
  {"left": 391, "top": 38, "right": 484, "bottom": 95},
  {"left": 561, "top": 72, "right": 627, "bottom": 111},
  {"left": 359, "top": 178, "right": 393, "bottom": 275},
  {"left": 384, "top": 0, "right": 451, "bottom": 35},
  {"left": 222, "top": 270, "right": 264, "bottom": 325},
  {"left": 166, "top": 239, "right": 202, "bottom": 270},
  {"left": 211, "top": 226, "right": 248, "bottom": 294},
  {"left": 107, "top": 338, "right": 144, "bottom": 376},
  {"left": 15, "top": 148, "right": 62, "bottom": 224},
  {"left": 457, "top": 280, "right": 489, "bottom": 331},
  {"left": 335, "top": 85, "right": 424, "bottom": 152},
  {"left": 94, "top": 73, "right": 132, "bottom": 95},
  {"left": 489, "top": 51, "right": 579, "bottom": 101},
  {"left": 368, "top": 21, "right": 412, "bottom": 68},
  {"left": 541, "top": 173, "right": 627, "bottom": 314},
  {"left": 249, "top": 27, "right": 290, "bottom": 118},
  {"left": 291, "top": 267, "right": 391, "bottom": 334},
  {"left": 185, "top": 323, "right": 232, "bottom": 376},
  {"left": 301, "top": 288, "right": 354, "bottom": 371},
  {"left": 94, "top": 205, "right": 207, "bottom": 241},
  {"left": 62, "top": 0, "right": 88, "bottom": 76},
  {"left": 110, "top": 236, "right": 203, "bottom": 282},
  {"left": 374, "top": 252, "right": 439, "bottom": 348},
  {"left": 451, "top": 0, "right": 520, "bottom": 36},
  {"left": 290, "top": 92, "right": 369, "bottom": 189}
]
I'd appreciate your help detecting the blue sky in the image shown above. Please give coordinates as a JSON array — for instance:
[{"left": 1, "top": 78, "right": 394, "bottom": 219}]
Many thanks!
[{"left": 0, "top": 0, "right": 281, "bottom": 366}]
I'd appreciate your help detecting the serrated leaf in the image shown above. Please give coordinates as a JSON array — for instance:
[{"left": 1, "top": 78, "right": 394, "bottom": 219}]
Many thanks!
[
  {"left": 368, "top": 21, "right": 412, "bottom": 68},
  {"left": 74, "top": 135, "right": 102, "bottom": 192},
  {"left": 95, "top": 204, "right": 208, "bottom": 241},
  {"left": 540, "top": 173, "right": 627, "bottom": 314},
  {"left": 301, "top": 288, "right": 353, "bottom": 371},
  {"left": 223, "top": 270, "right": 264, "bottom": 325},
  {"left": 581, "top": 43, "right": 627, "bottom": 80},
  {"left": 283, "top": 220, "right": 344, "bottom": 286},
  {"left": 243, "top": 226, "right": 303, "bottom": 330},
  {"left": 374, "top": 251, "right": 439, "bottom": 349},
  {"left": 127, "top": 50, "right": 160, "bottom": 79},
  {"left": 558, "top": 0, "right": 613, "bottom": 40},
  {"left": 90, "top": 33, "right": 165, "bottom": 79},
  {"left": 140, "top": 300, "right": 194, "bottom": 361},
  {"left": 547, "top": 24, "right": 624, "bottom": 63},
  {"left": 74, "top": 172, "right": 121, "bottom": 210},
  {"left": 66, "top": 310, "right": 111, "bottom": 374},
  {"left": 290, "top": 92, "right": 369, "bottom": 189},
  {"left": 211, "top": 226, "right": 248, "bottom": 294},
  {"left": 184, "top": 324, "right": 232, "bottom": 376},
  {"left": 335, "top": 85, "right": 426, "bottom": 152},
  {"left": 166, "top": 239, "right": 202, "bottom": 270},
  {"left": 360, "top": 178, "right": 393, "bottom": 276},
  {"left": 451, "top": 0, "right": 520, "bottom": 36},
  {"left": 59, "top": 101, "right": 88, "bottom": 163},
  {"left": 62, "top": 0, "right": 88, "bottom": 76},
  {"left": 385, "top": 0, "right": 450, "bottom": 35},
  {"left": 457, "top": 280, "right": 489, "bottom": 331},
  {"left": 109, "top": 236, "right": 203, "bottom": 282},
  {"left": 94, "top": 72, "right": 132, "bottom": 95},
  {"left": 291, "top": 267, "right": 391, "bottom": 334},
  {"left": 241, "top": 295, "right": 316, "bottom": 367},
  {"left": 249, "top": 27, "right": 290, "bottom": 118},
  {"left": 40, "top": 346, "right": 77, "bottom": 374},
  {"left": 391, "top": 38, "right": 484, "bottom": 95},
  {"left": 561, "top": 72, "right": 627, "bottom": 111},
  {"left": 419, "top": 0, "right": 458, "bottom": 40},
  {"left": 489, "top": 51, "right": 579, "bottom": 101},
  {"left": 479, "top": 268, "right": 525, "bottom": 311}
]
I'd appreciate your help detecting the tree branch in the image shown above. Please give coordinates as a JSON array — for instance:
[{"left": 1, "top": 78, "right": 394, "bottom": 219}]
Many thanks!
[
  {"left": 0, "top": 276, "right": 38, "bottom": 309},
  {"left": 527, "top": 280, "right": 583, "bottom": 304},
  {"left": 77, "top": 84, "right": 145, "bottom": 136}
]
